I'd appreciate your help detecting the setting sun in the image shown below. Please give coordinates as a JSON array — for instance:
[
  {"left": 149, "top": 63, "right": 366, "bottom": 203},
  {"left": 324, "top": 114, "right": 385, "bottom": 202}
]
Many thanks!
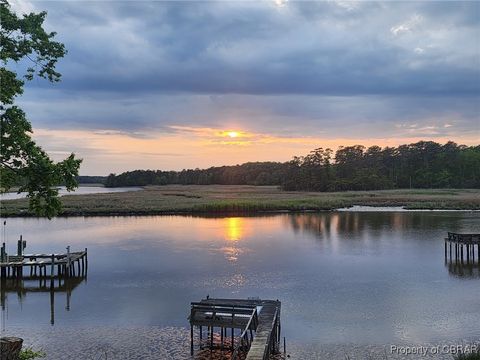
[{"left": 227, "top": 131, "right": 239, "bottom": 138}]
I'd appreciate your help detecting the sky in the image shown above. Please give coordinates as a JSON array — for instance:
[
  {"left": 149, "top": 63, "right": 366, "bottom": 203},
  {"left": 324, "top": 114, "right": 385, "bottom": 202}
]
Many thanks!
[{"left": 9, "top": 0, "right": 480, "bottom": 175}]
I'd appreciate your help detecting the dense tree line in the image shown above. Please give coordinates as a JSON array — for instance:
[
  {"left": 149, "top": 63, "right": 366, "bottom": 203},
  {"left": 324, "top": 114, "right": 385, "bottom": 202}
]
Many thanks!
[
  {"left": 105, "top": 162, "right": 287, "bottom": 187},
  {"left": 283, "top": 141, "right": 480, "bottom": 191},
  {"left": 76, "top": 176, "right": 107, "bottom": 184},
  {"left": 105, "top": 141, "right": 480, "bottom": 191}
]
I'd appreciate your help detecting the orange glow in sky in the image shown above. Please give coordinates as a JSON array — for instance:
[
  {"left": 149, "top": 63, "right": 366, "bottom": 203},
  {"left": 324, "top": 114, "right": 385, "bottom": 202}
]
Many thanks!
[{"left": 32, "top": 126, "right": 479, "bottom": 175}]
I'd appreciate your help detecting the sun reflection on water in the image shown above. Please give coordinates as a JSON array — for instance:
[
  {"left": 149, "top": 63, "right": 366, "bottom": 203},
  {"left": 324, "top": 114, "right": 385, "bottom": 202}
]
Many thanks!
[
  {"left": 225, "top": 217, "right": 242, "bottom": 241},
  {"left": 221, "top": 217, "right": 245, "bottom": 262}
]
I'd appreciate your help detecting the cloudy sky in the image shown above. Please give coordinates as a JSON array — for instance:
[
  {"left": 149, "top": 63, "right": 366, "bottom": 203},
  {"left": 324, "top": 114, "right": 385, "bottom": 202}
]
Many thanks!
[{"left": 10, "top": 0, "right": 480, "bottom": 175}]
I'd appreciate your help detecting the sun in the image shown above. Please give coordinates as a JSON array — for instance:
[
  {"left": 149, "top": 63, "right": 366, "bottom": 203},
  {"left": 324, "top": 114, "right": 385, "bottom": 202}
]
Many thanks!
[{"left": 227, "top": 131, "right": 239, "bottom": 138}]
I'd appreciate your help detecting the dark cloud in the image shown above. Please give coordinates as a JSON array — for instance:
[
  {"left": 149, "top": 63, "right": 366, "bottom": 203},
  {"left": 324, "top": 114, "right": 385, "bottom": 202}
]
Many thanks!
[
  {"left": 10, "top": 0, "right": 480, "bottom": 138},
  {"left": 22, "top": 1, "right": 477, "bottom": 95}
]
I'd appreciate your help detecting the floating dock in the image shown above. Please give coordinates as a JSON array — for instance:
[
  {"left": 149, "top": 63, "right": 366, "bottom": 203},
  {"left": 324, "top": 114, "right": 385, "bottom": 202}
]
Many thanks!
[{"left": 189, "top": 297, "right": 281, "bottom": 360}]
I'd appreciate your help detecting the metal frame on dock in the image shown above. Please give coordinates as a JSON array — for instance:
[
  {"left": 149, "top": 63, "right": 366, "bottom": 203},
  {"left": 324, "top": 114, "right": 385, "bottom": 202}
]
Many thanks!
[{"left": 189, "top": 298, "right": 281, "bottom": 360}]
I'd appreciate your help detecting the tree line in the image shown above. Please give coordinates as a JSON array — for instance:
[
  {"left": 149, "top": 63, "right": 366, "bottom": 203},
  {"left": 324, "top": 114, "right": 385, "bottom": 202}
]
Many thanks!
[{"left": 105, "top": 141, "right": 480, "bottom": 191}]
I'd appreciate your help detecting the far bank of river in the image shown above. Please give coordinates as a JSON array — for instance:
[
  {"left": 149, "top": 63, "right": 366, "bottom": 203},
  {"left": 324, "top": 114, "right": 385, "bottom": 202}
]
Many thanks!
[{"left": 1, "top": 186, "right": 479, "bottom": 217}]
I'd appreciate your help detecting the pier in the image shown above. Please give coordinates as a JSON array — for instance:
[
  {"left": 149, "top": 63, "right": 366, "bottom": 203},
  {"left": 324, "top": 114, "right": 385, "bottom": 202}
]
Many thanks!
[
  {"left": 444, "top": 232, "right": 480, "bottom": 279},
  {"left": 0, "top": 237, "right": 88, "bottom": 326},
  {"left": 0, "top": 237, "right": 87, "bottom": 279},
  {"left": 189, "top": 297, "right": 281, "bottom": 360},
  {"left": 444, "top": 232, "right": 480, "bottom": 263}
]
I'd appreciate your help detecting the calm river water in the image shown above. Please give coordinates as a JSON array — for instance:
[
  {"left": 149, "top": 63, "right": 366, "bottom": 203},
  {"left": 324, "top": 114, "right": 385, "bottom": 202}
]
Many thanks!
[
  {"left": 1, "top": 212, "right": 479, "bottom": 359},
  {"left": 0, "top": 186, "right": 142, "bottom": 200}
]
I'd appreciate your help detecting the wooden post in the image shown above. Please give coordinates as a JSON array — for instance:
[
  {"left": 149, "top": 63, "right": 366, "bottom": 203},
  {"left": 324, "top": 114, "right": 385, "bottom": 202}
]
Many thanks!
[
  {"left": 444, "top": 241, "right": 447, "bottom": 259},
  {"left": 199, "top": 326, "right": 202, "bottom": 349},
  {"left": 50, "top": 286, "right": 55, "bottom": 325},
  {"left": 220, "top": 326, "right": 224, "bottom": 350},
  {"left": 17, "top": 236, "right": 22, "bottom": 256},
  {"left": 190, "top": 324, "right": 194, "bottom": 355},
  {"left": 0, "top": 243, "right": 5, "bottom": 278},
  {"left": 66, "top": 246, "right": 71, "bottom": 278},
  {"left": 210, "top": 326, "right": 213, "bottom": 350},
  {"left": 84, "top": 247, "right": 88, "bottom": 276},
  {"left": 231, "top": 328, "right": 234, "bottom": 351},
  {"left": 50, "top": 254, "right": 55, "bottom": 277},
  {"left": 66, "top": 281, "right": 71, "bottom": 311}
]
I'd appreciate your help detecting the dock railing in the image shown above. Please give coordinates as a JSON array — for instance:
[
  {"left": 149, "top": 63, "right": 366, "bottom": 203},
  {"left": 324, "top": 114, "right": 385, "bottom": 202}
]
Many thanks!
[
  {"left": 231, "top": 307, "right": 259, "bottom": 360},
  {"left": 265, "top": 308, "right": 280, "bottom": 358}
]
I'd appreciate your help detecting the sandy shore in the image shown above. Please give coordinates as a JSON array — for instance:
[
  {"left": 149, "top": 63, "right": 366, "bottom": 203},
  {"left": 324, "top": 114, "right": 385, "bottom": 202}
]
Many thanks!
[{"left": 3, "top": 326, "right": 478, "bottom": 360}]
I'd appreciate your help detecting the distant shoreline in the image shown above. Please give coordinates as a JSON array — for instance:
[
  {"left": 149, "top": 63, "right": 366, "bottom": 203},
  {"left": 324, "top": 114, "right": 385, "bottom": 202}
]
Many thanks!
[
  {"left": 1, "top": 185, "right": 479, "bottom": 218},
  {"left": 1, "top": 206, "right": 479, "bottom": 218}
]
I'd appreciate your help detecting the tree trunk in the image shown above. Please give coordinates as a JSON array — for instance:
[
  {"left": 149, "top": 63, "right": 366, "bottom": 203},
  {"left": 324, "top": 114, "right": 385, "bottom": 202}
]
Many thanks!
[{"left": 0, "top": 337, "right": 23, "bottom": 360}]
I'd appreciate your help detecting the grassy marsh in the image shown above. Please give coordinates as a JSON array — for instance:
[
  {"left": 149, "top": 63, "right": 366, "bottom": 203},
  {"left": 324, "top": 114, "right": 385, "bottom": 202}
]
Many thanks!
[{"left": 1, "top": 185, "right": 479, "bottom": 217}]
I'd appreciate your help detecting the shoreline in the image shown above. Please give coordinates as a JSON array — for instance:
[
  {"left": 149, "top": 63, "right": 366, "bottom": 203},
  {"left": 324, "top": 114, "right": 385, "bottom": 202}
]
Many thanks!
[{"left": 1, "top": 205, "right": 479, "bottom": 218}]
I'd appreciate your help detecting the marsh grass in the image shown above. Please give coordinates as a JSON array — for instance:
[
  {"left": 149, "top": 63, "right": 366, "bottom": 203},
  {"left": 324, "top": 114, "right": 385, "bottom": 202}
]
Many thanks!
[{"left": 1, "top": 186, "right": 479, "bottom": 217}]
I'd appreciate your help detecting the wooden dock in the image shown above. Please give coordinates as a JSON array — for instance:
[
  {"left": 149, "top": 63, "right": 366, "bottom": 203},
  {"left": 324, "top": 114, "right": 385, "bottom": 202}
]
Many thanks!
[
  {"left": 189, "top": 298, "right": 281, "bottom": 360},
  {"left": 444, "top": 232, "right": 480, "bottom": 264},
  {"left": 0, "top": 238, "right": 87, "bottom": 279}
]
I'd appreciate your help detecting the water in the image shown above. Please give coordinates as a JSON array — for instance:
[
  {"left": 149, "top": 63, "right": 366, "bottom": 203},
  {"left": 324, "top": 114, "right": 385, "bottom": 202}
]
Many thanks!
[
  {"left": 0, "top": 186, "right": 142, "bottom": 200},
  {"left": 1, "top": 212, "right": 479, "bottom": 359}
]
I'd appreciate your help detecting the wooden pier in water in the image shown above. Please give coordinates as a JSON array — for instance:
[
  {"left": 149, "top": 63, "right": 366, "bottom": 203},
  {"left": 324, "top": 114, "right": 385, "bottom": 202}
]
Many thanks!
[
  {"left": 444, "top": 232, "right": 480, "bottom": 279},
  {"left": 444, "top": 232, "right": 480, "bottom": 263},
  {"left": 189, "top": 298, "right": 281, "bottom": 360},
  {"left": 0, "top": 237, "right": 88, "bottom": 325},
  {"left": 0, "top": 237, "right": 87, "bottom": 279}
]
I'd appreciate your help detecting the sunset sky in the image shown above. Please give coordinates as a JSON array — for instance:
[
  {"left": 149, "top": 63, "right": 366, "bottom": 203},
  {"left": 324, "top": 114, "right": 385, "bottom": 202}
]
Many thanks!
[{"left": 10, "top": 0, "right": 480, "bottom": 175}]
